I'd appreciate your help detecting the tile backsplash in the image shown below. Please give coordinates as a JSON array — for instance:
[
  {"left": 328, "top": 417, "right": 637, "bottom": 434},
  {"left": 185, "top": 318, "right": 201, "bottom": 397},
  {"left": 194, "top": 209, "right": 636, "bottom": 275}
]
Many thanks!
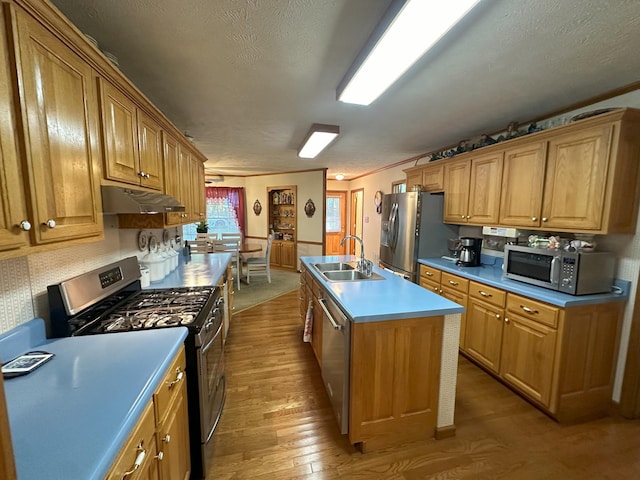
[{"left": 0, "top": 217, "right": 181, "bottom": 334}]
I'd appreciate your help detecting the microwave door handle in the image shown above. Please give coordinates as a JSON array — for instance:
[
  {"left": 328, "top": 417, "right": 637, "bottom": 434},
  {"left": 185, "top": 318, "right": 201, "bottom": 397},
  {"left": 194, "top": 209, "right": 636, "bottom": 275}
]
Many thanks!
[{"left": 550, "top": 257, "right": 560, "bottom": 284}]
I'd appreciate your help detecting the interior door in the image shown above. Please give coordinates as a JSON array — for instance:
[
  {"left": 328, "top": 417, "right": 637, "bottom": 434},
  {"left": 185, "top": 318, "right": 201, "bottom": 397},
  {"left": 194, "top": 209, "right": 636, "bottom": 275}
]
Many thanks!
[
  {"left": 349, "top": 189, "right": 364, "bottom": 256},
  {"left": 325, "top": 191, "right": 347, "bottom": 255}
]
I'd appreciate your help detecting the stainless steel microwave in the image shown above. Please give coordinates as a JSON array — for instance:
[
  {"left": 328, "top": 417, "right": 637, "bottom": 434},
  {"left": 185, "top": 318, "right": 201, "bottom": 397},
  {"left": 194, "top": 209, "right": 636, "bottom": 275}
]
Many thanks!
[{"left": 503, "top": 245, "right": 615, "bottom": 295}]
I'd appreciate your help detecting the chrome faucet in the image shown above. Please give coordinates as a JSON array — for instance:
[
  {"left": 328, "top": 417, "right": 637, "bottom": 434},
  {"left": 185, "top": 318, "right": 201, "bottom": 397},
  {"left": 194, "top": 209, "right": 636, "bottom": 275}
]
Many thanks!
[{"left": 339, "top": 235, "right": 372, "bottom": 276}]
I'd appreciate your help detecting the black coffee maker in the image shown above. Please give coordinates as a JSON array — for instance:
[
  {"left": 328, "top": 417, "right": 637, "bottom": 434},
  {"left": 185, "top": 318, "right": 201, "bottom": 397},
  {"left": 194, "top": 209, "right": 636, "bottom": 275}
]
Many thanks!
[{"left": 457, "top": 237, "right": 482, "bottom": 266}]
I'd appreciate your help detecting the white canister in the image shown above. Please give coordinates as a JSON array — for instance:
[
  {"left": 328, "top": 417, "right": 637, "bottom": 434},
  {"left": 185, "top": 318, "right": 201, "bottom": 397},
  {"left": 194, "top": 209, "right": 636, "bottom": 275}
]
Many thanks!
[
  {"left": 168, "top": 248, "right": 179, "bottom": 270},
  {"left": 139, "top": 265, "right": 151, "bottom": 288},
  {"left": 140, "top": 251, "right": 165, "bottom": 282}
]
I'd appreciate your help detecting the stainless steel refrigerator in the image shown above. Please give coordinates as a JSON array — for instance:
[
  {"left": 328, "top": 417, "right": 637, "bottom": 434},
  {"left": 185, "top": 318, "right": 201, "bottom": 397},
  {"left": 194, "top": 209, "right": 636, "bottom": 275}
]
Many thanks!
[{"left": 379, "top": 192, "right": 458, "bottom": 282}]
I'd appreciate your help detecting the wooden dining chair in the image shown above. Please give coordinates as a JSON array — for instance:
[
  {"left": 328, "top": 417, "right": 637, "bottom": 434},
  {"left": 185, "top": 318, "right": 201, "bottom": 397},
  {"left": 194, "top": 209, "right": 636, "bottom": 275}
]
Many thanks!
[
  {"left": 213, "top": 238, "right": 241, "bottom": 291},
  {"left": 245, "top": 234, "right": 273, "bottom": 284},
  {"left": 189, "top": 240, "right": 211, "bottom": 254}
]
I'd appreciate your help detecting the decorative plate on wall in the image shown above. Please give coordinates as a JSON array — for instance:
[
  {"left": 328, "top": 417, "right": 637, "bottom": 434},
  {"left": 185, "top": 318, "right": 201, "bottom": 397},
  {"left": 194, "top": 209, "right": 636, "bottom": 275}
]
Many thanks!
[
  {"left": 305, "top": 199, "right": 316, "bottom": 217},
  {"left": 137, "top": 230, "right": 148, "bottom": 251},
  {"left": 253, "top": 199, "right": 262, "bottom": 215}
]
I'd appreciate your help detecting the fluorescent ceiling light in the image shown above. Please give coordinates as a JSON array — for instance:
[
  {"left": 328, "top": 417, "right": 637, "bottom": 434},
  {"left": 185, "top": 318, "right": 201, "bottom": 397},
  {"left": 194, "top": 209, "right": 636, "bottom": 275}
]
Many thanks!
[
  {"left": 338, "top": 0, "right": 480, "bottom": 106},
  {"left": 298, "top": 124, "right": 340, "bottom": 158}
]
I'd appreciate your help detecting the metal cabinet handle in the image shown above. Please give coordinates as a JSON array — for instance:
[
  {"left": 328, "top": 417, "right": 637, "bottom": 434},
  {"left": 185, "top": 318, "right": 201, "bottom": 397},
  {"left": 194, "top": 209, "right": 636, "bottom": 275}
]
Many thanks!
[
  {"left": 20, "top": 220, "right": 32, "bottom": 231},
  {"left": 542, "top": 217, "right": 548, "bottom": 222},
  {"left": 168, "top": 369, "right": 184, "bottom": 389},
  {"left": 531, "top": 217, "right": 537, "bottom": 221},
  {"left": 504, "top": 317, "right": 509, "bottom": 324},
  {"left": 155, "top": 451, "right": 164, "bottom": 461},
  {"left": 466, "top": 215, "right": 470, "bottom": 219},
  {"left": 162, "top": 434, "right": 171, "bottom": 443},
  {"left": 122, "top": 443, "right": 146, "bottom": 479},
  {"left": 520, "top": 305, "right": 539, "bottom": 314},
  {"left": 425, "top": 272, "right": 433, "bottom": 276},
  {"left": 138, "top": 171, "right": 150, "bottom": 179},
  {"left": 448, "top": 280, "right": 459, "bottom": 286},
  {"left": 44, "top": 219, "right": 56, "bottom": 228},
  {"left": 461, "top": 215, "right": 465, "bottom": 219},
  {"left": 495, "top": 314, "right": 501, "bottom": 319},
  {"left": 479, "top": 291, "right": 492, "bottom": 297}
]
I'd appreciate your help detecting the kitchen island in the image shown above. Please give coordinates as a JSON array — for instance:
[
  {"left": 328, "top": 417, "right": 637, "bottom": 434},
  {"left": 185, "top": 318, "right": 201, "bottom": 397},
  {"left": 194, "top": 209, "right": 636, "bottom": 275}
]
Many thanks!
[
  {"left": 0, "top": 318, "right": 187, "bottom": 480},
  {"left": 300, "top": 255, "right": 464, "bottom": 450}
]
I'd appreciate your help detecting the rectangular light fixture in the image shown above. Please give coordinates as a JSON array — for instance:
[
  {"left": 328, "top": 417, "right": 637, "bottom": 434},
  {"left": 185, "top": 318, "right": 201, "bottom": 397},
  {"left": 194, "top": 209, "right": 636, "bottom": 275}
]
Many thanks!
[
  {"left": 337, "top": 0, "right": 480, "bottom": 106},
  {"left": 297, "top": 124, "right": 340, "bottom": 158}
]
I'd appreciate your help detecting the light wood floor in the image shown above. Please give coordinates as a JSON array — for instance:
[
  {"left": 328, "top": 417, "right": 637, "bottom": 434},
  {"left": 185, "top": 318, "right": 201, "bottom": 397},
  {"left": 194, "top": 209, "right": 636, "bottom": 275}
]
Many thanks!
[{"left": 208, "top": 290, "right": 640, "bottom": 479}]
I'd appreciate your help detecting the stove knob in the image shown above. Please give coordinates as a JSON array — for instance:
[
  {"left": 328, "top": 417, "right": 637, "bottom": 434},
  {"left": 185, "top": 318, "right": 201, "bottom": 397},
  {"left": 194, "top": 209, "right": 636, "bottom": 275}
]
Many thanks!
[{"left": 205, "top": 321, "right": 213, "bottom": 331}]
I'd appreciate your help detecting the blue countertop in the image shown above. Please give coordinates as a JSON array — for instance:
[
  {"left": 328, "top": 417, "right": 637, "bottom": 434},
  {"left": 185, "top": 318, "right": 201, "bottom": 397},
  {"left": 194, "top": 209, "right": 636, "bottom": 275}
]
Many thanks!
[
  {"left": 147, "top": 252, "right": 231, "bottom": 289},
  {"left": 418, "top": 257, "right": 629, "bottom": 307},
  {"left": 301, "top": 256, "right": 464, "bottom": 322},
  {"left": 0, "top": 318, "right": 187, "bottom": 480}
]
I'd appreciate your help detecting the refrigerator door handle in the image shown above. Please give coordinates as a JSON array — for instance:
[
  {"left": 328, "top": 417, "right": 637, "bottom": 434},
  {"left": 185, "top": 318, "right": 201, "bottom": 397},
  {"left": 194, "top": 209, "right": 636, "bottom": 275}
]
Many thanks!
[{"left": 389, "top": 202, "right": 399, "bottom": 249}]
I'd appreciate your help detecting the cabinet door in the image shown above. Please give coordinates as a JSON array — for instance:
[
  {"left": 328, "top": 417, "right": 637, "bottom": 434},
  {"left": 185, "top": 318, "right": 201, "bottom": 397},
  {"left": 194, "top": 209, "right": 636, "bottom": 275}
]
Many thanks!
[
  {"left": 13, "top": 8, "right": 103, "bottom": 243},
  {"left": 270, "top": 241, "right": 282, "bottom": 266},
  {"left": 99, "top": 79, "right": 139, "bottom": 186},
  {"left": 177, "top": 147, "right": 193, "bottom": 222},
  {"left": 194, "top": 159, "right": 205, "bottom": 221},
  {"left": 443, "top": 159, "right": 470, "bottom": 223},
  {"left": 157, "top": 385, "right": 190, "bottom": 480},
  {"left": 500, "top": 313, "right": 557, "bottom": 407},
  {"left": 280, "top": 242, "right": 296, "bottom": 269},
  {"left": 422, "top": 163, "right": 444, "bottom": 192},
  {"left": 0, "top": 16, "right": 28, "bottom": 252},
  {"left": 405, "top": 170, "right": 422, "bottom": 191},
  {"left": 465, "top": 298, "right": 504, "bottom": 373},
  {"left": 137, "top": 109, "right": 163, "bottom": 190},
  {"left": 499, "top": 142, "right": 547, "bottom": 227},
  {"left": 467, "top": 152, "right": 503, "bottom": 225},
  {"left": 163, "top": 132, "right": 183, "bottom": 225},
  {"left": 541, "top": 125, "right": 612, "bottom": 230}
]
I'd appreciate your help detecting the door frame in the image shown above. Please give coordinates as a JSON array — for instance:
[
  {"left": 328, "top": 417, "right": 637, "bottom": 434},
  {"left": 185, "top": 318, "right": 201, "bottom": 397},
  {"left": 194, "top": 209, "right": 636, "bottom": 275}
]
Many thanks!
[
  {"left": 349, "top": 188, "right": 364, "bottom": 256},
  {"left": 325, "top": 190, "right": 347, "bottom": 255}
]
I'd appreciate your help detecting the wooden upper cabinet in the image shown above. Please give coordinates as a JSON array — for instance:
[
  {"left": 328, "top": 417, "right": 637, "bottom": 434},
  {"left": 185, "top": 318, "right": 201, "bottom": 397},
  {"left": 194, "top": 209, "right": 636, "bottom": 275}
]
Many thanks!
[
  {"left": 405, "top": 169, "right": 422, "bottom": 191},
  {"left": 163, "top": 132, "right": 183, "bottom": 226},
  {"left": 137, "top": 109, "right": 163, "bottom": 190},
  {"left": 541, "top": 124, "right": 612, "bottom": 231},
  {"left": 195, "top": 158, "right": 205, "bottom": 221},
  {"left": 99, "top": 79, "right": 163, "bottom": 191},
  {"left": 444, "top": 153, "right": 502, "bottom": 225},
  {"left": 499, "top": 141, "right": 547, "bottom": 227},
  {"left": 11, "top": 5, "right": 103, "bottom": 244},
  {"left": 467, "top": 152, "right": 503, "bottom": 224},
  {"left": 0, "top": 12, "right": 28, "bottom": 252},
  {"left": 422, "top": 163, "right": 444, "bottom": 192},
  {"left": 443, "top": 159, "right": 470, "bottom": 223}
]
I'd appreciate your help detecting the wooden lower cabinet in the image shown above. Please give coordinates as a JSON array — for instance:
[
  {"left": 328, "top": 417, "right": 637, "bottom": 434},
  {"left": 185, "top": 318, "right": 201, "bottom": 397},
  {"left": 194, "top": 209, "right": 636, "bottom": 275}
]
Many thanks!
[
  {"left": 350, "top": 316, "right": 443, "bottom": 451},
  {"left": 418, "top": 264, "right": 623, "bottom": 421},
  {"left": 271, "top": 240, "right": 297, "bottom": 269},
  {"left": 465, "top": 298, "right": 504, "bottom": 373},
  {"left": 106, "top": 347, "right": 190, "bottom": 480}
]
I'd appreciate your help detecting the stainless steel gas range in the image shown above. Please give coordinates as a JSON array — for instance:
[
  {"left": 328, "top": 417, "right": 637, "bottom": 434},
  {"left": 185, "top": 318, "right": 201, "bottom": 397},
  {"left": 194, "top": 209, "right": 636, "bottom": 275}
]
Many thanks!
[{"left": 47, "top": 256, "right": 224, "bottom": 480}]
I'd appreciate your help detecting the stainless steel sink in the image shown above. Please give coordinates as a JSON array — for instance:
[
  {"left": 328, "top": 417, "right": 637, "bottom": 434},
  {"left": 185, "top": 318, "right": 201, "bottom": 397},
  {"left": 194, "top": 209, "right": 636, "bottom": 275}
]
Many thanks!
[
  {"left": 321, "top": 270, "right": 384, "bottom": 282},
  {"left": 312, "top": 262, "right": 355, "bottom": 272}
]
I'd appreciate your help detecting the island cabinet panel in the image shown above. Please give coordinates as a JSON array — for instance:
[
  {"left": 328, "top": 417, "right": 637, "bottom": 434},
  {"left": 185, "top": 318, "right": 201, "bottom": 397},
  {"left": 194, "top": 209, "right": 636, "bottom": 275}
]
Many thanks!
[
  {"left": 11, "top": 5, "right": 103, "bottom": 244},
  {"left": 541, "top": 124, "right": 612, "bottom": 231},
  {"left": 499, "top": 141, "right": 548, "bottom": 227},
  {"left": 349, "top": 316, "right": 443, "bottom": 452}
]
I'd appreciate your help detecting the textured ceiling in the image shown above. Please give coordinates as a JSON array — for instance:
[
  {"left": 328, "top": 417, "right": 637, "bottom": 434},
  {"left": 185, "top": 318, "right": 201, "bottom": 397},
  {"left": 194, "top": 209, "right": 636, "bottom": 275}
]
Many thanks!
[{"left": 50, "top": 0, "right": 640, "bottom": 179}]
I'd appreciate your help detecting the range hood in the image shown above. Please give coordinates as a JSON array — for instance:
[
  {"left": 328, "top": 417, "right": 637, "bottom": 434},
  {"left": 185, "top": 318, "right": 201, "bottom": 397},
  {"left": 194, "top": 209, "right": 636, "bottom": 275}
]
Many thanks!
[{"left": 101, "top": 186, "right": 185, "bottom": 214}]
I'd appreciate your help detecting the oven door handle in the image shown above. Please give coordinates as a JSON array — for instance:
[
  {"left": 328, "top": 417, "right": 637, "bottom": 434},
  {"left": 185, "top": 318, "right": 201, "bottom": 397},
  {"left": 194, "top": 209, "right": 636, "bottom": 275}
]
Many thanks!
[{"left": 201, "top": 322, "right": 224, "bottom": 355}]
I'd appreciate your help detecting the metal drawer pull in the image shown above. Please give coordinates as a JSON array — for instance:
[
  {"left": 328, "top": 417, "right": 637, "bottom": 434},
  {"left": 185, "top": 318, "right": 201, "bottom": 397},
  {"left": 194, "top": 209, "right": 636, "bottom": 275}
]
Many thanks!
[
  {"left": 20, "top": 220, "right": 32, "bottom": 231},
  {"left": 520, "top": 305, "right": 538, "bottom": 314},
  {"left": 479, "top": 291, "right": 492, "bottom": 297},
  {"left": 162, "top": 434, "right": 171, "bottom": 443},
  {"left": 425, "top": 272, "right": 433, "bottom": 276},
  {"left": 504, "top": 317, "right": 510, "bottom": 324},
  {"left": 155, "top": 452, "right": 164, "bottom": 461},
  {"left": 448, "top": 280, "right": 459, "bottom": 286},
  {"left": 44, "top": 219, "right": 56, "bottom": 229},
  {"left": 168, "top": 369, "right": 184, "bottom": 389},
  {"left": 122, "top": 444, "right": 146, "bottom": 479}
]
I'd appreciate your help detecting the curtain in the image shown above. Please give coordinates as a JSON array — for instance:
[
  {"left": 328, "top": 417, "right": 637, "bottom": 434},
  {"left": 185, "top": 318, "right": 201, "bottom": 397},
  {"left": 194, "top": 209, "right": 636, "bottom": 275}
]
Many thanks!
[{"left": 205, "top": 187, "right": 246, "bottom": 238}]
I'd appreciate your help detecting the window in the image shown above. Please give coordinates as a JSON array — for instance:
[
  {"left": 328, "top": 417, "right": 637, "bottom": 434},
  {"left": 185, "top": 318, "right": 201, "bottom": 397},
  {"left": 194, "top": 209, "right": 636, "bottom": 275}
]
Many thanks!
[
  {"left": 391, "top": 180, "right": 406, "bottom": 193},
  {"left": 183, "top": 187, "right": 246, "bottom": 240},
  {"left": 326, "top": 196, "right": 342, "bottom": 233}
]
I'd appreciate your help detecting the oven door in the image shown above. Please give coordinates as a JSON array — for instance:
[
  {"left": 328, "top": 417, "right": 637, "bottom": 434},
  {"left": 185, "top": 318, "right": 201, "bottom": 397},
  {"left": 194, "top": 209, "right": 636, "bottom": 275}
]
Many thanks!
[
  {"left": 196, "top": 312, "right": 225, "bottom": 443},
  {"left": 504, "top": 245, "right": 560, "bottom": 290}
]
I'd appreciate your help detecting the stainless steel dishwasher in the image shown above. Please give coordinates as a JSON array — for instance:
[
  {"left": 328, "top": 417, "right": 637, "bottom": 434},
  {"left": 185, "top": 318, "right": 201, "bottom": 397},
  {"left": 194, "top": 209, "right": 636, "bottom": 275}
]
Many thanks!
[{"left": 319, "top": 293, "right": 350, "bottom": 434}]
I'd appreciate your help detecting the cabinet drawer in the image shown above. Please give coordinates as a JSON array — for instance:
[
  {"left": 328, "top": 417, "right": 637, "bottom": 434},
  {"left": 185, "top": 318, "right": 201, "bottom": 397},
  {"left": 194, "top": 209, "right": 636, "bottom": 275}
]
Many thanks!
[
  {"left": 106, "top": 401, "right": 156, "bottom": 480},
  {"left": 469, "top": 281, "right": 506, "bottom": 308},
  {"left": 420, "top": 278, "right": 441, "bottom": 294},
  {"left": 441, "top": 272, "right": 469, "bottom": 293},
  {"left": 154, "top": 348, "right": 187, "bottom": 425},
  {"left": 419, "top": 265, "right": 441, "bottom": 283},
  {"left": 506, "top": 293, "right": 559, "bottom": 328}
]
